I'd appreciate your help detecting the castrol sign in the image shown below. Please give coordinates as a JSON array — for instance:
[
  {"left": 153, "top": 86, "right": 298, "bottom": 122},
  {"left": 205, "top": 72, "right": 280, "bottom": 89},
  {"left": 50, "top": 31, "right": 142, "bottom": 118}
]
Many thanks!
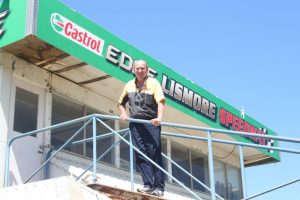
[{"left": 50, "top": 13, "right": 105, "bottom": 56}]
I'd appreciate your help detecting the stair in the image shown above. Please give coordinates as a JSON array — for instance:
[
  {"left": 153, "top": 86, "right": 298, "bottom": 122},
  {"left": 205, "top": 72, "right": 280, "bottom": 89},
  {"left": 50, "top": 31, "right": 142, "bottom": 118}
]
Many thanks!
[{"left": 88, "top": 184, "right": 166, "bottom": 200}]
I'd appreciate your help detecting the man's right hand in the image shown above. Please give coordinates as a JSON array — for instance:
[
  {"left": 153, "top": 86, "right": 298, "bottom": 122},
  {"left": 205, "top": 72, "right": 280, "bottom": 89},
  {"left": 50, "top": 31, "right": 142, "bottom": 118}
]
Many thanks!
[
  {"left": 120, "top": 113, "right": 128, "bottom": 120},
  {"left": 119, "top": 104, "right": 128, "bottom": 121}
]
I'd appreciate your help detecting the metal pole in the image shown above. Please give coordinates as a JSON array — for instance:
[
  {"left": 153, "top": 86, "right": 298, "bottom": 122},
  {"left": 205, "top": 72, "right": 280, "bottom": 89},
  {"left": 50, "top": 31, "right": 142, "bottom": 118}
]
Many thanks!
[
  {"left": 92, "top": 115, "right": 97, "bottom": 183},
  {"left": 161, "top": 153, "right": 224, "bottom": 200},
  {"left": 76, "top": 131, "right": 129, "bottom": 181},
  {"left": 4, "top": 142, "right": 11, "bottom": 187},
  {"left": 4, "top": 115, "right": 92, "bottom": 186},
  {"left": 129, "top": 130, "right": 134, "bottom": 191},
  {"left": 207, "top": 131, "right": 216, "bottom": 200},
  {"left": 25, "top": 119, "right": 92, "bottom": 183},
  {"left": 239, "top": 145, "right": 247, "bottom": 198},
  {"left": 244, "top": 178, "right": 300, "bottom": 200},
  {"left": 97, "top": 119, "right": 203, "bottom": 200}
]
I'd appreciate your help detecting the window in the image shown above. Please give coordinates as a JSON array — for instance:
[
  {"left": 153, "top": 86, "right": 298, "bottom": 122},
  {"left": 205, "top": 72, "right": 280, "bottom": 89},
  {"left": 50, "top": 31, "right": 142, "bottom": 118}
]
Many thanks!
[
  {"left": 50, "top": 95, "right": 242, "bottom": 199},
  {"left": 191, "top": 151, "right": 207, "bottom": 192},
  {"left": 51, "top": 95, "right": 115, "bottom": 165},
  {"left": 226, "top": 164, "right": 242, "bottom": 200},
  {"left": 51, "top": 95, "right": 84, "bottom": 155},
  {"left": 161, "top": 138, "right": 168, "bottom": 181},
  {"left": 13, "top": 87, "right": 38, "bottom": 134},
  {"left": 161, "top": 138, "right": 167, "bottom": 171},
  {"left": 214, "top": 159, "right": 243, "bottom": 199},
  {"left": 214, "top": 159, "right": 227, "bottom": 198},
  {"left": 171, "top": 142, "right": 191, "bottom": 187},
  {"left": 119, "top": 121, "right": 134, "bottom": 170},
  {"left": 85, "top": 107, "right": 114, "bottom": 165}
]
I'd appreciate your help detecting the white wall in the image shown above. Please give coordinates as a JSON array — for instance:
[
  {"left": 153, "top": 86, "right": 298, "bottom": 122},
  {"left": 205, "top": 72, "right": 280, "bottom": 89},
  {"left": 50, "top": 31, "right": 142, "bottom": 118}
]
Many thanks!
[
  {"left": 0, "top": 52, "right": 13, "bottom": 187},
  {"left": 0, "top": 50, "right": 242, "bottom": 193}
]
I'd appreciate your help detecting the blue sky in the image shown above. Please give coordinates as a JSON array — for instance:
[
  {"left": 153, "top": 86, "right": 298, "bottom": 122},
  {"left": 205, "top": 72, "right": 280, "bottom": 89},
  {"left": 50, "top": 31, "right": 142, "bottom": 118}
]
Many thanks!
[{"left": 60, "top": 1, "right": 300, "bottom": 199}]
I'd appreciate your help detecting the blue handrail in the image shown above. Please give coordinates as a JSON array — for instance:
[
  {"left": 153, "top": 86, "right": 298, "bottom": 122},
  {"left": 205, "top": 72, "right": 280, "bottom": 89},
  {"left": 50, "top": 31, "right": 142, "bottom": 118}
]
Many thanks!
[{"left": 4, "top": 114, "right": 300, "bottom": 200}]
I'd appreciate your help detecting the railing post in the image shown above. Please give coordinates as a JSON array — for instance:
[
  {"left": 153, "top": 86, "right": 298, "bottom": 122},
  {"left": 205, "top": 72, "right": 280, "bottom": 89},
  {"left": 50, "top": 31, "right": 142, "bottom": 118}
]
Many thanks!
[
  {"left": 4, "top": 141, "right": 11, "bottom": 187},
  {"left": 92, "top": 115, "right": 97, "bottom": 183},
  {"left": 129, "top": 130, "right": 134, "bottom": 191},
  {"left": 239, "top": 145, "right": 247, "bottom": 198},
  {"left": 114, "top": 120, "right": 120, "bottom": 169},
  {"left": 207, "top": 131, "right": 216, "bottom": 200}
]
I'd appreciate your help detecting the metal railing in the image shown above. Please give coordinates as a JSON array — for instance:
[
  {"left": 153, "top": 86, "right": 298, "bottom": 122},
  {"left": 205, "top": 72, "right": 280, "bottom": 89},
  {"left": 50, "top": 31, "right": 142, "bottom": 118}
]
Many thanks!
[{"left": 4, "top": 114, "right": 300, "bottom": 200}]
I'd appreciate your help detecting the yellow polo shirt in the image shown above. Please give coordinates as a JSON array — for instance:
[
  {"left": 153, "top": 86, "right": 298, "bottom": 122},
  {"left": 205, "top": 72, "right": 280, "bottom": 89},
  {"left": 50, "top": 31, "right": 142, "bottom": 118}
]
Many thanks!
[{"left": 119, "top": 77, "right": 165, "bottom": 119}]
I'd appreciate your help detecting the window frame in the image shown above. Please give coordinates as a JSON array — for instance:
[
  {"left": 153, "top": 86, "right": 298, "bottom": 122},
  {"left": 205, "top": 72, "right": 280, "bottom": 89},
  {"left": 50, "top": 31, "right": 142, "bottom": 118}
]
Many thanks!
[{"left": 9, "top": 77, "right": 45, "bottom": 139}]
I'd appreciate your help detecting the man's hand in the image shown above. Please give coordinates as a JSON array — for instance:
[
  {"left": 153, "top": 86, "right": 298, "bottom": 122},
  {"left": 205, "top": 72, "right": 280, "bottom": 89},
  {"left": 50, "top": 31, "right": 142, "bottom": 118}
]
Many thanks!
[
  {"left": 120, "top": 113, "right": 128, "bottom": 120},
  {"left": 119, "top": 104, "right": 128, "bottom": 121},
  {"left": 151, "top": 117, "right": 162, "bottom": 126}
]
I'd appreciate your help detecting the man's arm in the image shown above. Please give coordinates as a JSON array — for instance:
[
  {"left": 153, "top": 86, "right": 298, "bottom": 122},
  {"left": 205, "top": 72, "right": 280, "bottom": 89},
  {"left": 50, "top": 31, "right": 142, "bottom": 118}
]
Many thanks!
[
  {"left": 119, "top": 104, "right": 128, "bottom": 120},
  {"left": 151, "top": 99, "right": 165, "bottom": 126}
]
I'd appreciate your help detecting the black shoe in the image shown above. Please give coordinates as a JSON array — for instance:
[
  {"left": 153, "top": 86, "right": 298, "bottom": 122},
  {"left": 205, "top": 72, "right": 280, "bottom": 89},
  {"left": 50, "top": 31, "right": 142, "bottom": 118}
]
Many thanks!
[
  {"left": 151, "top": 188, "right": 164, "bottom": 197},
  {"left": 137, "top": 186, "right": 155, "bottom": 194}
]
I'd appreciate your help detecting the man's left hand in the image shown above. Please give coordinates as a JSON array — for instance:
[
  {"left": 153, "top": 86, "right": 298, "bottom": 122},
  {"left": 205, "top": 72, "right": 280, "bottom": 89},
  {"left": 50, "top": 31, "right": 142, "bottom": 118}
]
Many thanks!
[{"left": 151, "top": 117, "right": 162, "bottom": 126}]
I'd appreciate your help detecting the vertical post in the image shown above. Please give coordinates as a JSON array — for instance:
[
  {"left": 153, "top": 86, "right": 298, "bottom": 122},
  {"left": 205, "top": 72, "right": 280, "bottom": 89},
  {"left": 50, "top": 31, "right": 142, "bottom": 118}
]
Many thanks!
[
  {"left": 129, "top": 130, "right": 134, "bottom": 191},
  {"left": 166, "top": 138, "right": 172, "bottom": 182},
  {"left": 114, "top": 120, "right": 120, "bottom": 168},
  {"left": 42, "top": 90, "right": 53, "bottom": 180},
  {"left": 189, "top": 149, "right": 193, "bottom": 188},
  {"left": 207, "top": 131, "right": 216, "bottom": 200},
  {"left": 83, "top": 106, "right": 87, "bottom": 157},
  {"left": 92, "top": 115, "right": 97, "bottom": 183},
  {"left": 239, "top": 145, "right": 247, "bottom": 198},
  {"left": 4, "top": 142, "right": 11, "bottom": 187}
]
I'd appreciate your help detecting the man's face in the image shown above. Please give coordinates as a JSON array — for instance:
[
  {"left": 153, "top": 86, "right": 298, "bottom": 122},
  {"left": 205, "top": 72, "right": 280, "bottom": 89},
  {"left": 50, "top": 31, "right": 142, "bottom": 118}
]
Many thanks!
[{"left": 134, "top": 61, "right": 148, "bottom": 80}]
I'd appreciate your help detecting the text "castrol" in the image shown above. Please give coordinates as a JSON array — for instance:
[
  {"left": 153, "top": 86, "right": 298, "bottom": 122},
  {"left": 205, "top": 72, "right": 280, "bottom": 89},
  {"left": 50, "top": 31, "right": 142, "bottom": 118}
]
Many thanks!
[{"left": 50, "top": 13, "right": 105, "bottom": 56}]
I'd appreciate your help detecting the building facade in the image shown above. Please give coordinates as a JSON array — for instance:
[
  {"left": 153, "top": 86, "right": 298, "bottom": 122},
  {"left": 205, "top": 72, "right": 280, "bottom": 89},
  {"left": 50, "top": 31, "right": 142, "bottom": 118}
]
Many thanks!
[{"left": 0, "top": 1, "right": 279, "bottom": 199}]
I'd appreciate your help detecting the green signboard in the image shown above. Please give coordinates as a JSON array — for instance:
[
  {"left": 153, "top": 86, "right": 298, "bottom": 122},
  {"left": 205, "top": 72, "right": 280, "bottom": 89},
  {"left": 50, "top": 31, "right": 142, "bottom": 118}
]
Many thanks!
[
  {"left": 35, "top": 0, "right": 279, "bottom": 160},
  {"left": 0, "top": 0, "right": 27, "bottom": 48}
]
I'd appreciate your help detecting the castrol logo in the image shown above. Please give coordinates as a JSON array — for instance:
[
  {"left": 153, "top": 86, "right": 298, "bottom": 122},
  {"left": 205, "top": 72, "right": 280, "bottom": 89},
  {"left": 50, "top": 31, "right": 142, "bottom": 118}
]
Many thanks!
[{"left": 50, "top": 13, "right": 105, "bottom": 56}]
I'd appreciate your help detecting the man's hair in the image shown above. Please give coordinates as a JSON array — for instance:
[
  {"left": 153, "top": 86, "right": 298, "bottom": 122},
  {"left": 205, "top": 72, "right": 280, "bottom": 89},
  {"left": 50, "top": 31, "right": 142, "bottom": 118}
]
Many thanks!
[{"left": 133, "top": 60, "right": 148, "bottom": 68}]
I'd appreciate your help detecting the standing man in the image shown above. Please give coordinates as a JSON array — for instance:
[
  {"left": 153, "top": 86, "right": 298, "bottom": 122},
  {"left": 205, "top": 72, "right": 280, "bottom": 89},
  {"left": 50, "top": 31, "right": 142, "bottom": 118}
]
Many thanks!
[{"left": 118, "top": 60, "right": 165, "bottom": 197}]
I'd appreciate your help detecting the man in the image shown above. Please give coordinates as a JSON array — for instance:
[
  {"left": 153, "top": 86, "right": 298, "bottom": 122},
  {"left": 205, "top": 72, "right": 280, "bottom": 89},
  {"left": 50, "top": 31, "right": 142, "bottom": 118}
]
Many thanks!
[{"left": 118, "top": 60, "right": 165, "bottom": 197}]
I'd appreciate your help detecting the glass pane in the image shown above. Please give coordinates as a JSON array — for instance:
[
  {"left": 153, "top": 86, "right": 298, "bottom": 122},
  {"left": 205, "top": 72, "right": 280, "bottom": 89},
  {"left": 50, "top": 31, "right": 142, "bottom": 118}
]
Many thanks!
[
  {"left": 119, "top": 121, "right": 136, "bottom": 170},
  {"left": 85, "top": 108, "right": 114, "bottom": 165},
  {"left": 13, "top": 87, "right": 38, "bottom": 135},
  {"left": 226, "top": 164, "right": 242, "bottom": 200},
  {"left": 191, "top": 151, "right": 207, "bottom": 192},
  {"left": 51, "top": 95, "right": 84, "bottom": 155},
  {"left": 160, "top": 138, "right": 168, "bottom": 180},
  {"left": 171, "top": 142, "right": 191, "bottom": 187},
  {"left": 214, "top": 159, "right": 227, "bottom": 198}
]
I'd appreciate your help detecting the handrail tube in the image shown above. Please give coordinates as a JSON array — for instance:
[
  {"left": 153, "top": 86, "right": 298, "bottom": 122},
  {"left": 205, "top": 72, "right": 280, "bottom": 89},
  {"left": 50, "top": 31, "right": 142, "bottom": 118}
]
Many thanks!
[
  {"left": 243, "top": 178, "right": 300, "bottom": 200},
  {"left": 4, "top": 115, "right": 92, "bottom": 186},
  {"left": 44, "top": 148, "right": 55, "bottom": 179},
  {"left": 97, "top": 118, "right": 204, "bottom": 200},
  {"left": 212, "top": 138, "right": 300, "bottom": 155},
  {"left": 75, "top": 131, "right": 129, "bottom": 181},
  {"left": 161, "top": 153, "right": 224, "bottom": 200},
  {"left": 9, "top": 115, "right": 93, "bottom": 145},
  {"left": 160, "top": 121, "right": 300, "bottom": 144},
  {"left": 162, "top": 132, "right": 300, "bottom": 155},
  {"left": 24, "top": 118, "right": 93, "bottom": 184},
  {"left": 92, "top": 118, "right": 132, "bottom": 191},
  {"left": 129, "top": 129, "right": 134, "bottom": 191},
  {"left": 239, "top": 145, "right": 247, "bottom": 198},
  {"left": 207, "top": 131, "right": 216, "bottom": 200},
  {"left": 89, "top": 114, "right": 299, "bottom": 144},
  {"left": 74, "top": 124, "right": 219, "bottom": 199},
  {"left": 92, "top": 116, "right": 97, "bottom": 183},
  {"left": 70, "top": 128, "right": 129, "bottom": 146},
  {"left": 5, "top": 114, "right": 300, "bottom": 198},
  {"left": 46, "top": 129, "right": 128, "bottom": 180}
]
